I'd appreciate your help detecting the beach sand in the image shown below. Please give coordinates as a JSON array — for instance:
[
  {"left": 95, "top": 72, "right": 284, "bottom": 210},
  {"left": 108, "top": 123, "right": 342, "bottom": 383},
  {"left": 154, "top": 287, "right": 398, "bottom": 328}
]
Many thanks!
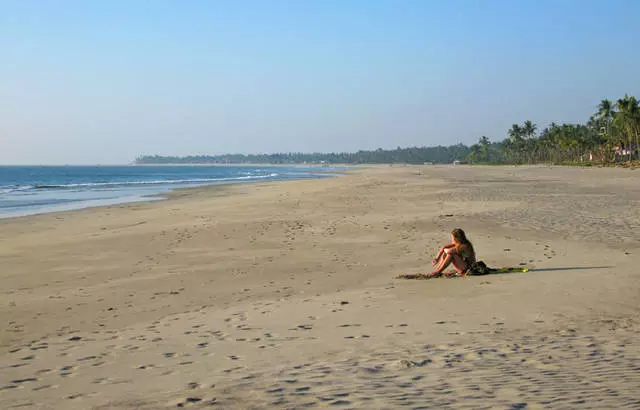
[{"left": 1, "top": 165, "right": 639, "bottom": 409}]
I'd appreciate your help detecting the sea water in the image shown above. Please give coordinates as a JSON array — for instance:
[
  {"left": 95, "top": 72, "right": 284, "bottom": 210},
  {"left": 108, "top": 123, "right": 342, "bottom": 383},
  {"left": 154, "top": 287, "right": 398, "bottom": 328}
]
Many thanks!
[{"left": 0, "top": 165, "right": 338, "bottom": 218}]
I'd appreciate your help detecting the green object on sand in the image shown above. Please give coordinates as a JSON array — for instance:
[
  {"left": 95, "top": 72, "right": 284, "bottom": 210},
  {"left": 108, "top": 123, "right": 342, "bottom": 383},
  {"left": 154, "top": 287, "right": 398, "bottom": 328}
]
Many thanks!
[{"left": 493, "top": 267, "right": 529, "bottom": 273}]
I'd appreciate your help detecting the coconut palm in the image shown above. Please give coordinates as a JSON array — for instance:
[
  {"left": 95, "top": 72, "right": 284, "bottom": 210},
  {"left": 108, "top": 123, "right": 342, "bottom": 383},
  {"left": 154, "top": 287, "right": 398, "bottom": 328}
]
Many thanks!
[
  {"left": 507, "top": 124, "right": 525, "bottom": 162},
  {"left": 615, "top": 95, "right": 640, "bottom": 161},
  {"left": 594, "top": 99, "right": 616, "bottom": 162},
  {"left": 477, "top": 136, "right": 491, "bottom": 161},
  {"left": 596, "top": 99, "right": 615, "bottom": 131},
  {"left": 522, "top": 120, "right": 537, "bottom": 140}
]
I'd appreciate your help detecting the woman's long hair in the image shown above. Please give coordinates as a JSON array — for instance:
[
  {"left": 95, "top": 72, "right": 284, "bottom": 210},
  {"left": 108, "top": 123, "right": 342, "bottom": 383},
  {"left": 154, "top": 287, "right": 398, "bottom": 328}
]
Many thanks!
[{"left": 451, "top": 228, "right": 474, "bottom": 255}]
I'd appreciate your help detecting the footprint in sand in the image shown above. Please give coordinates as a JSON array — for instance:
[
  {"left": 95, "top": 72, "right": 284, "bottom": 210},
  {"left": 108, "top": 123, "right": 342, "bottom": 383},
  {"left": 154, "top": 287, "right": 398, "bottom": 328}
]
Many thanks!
[
  {"left": 59, "top": 365, "right": 75, "bottom": 377},
  {"left": 11, "top": 377, "right": 38, "bottom": 384},
  {"left": 172, "top": 396, "right": 218, "bottom": 407}
]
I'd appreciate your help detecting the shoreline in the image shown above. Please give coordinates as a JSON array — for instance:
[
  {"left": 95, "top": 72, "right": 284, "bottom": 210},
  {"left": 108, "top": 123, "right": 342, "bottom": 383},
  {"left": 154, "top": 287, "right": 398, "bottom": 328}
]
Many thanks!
[
  {"left": 1, "top": 165, "right": 638, "bottom": 409},
  {"left": 0, "top": 163, "right": 361, "bottom": 168},
  {"left": 0, "top": 166, "right": 354, "bottom": 221}
]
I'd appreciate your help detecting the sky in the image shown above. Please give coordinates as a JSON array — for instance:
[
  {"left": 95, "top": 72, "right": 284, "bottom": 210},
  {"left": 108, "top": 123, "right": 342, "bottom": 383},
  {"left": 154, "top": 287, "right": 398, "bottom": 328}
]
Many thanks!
[{"left": 1, "top": 0, "right": 639, "bottom": 164}]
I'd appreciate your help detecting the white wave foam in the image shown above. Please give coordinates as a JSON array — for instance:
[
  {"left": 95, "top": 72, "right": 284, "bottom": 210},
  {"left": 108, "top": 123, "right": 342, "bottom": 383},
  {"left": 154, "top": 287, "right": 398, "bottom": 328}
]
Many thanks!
[
  {"left": 0, "top": 185, "right": 35, "bottom": 194},
  {"left": 2, "top": 172, "right": 284, "bottom": 196},
  {"left": 29, "top": 175, "right": 277, "bottom": 190}
]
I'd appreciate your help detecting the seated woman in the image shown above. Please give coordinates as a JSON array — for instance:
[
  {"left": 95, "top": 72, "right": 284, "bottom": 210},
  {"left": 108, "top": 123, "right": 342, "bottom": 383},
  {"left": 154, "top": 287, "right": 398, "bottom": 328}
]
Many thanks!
[{"left": 429, "top": 228, "right": 476, "bottom": 277}]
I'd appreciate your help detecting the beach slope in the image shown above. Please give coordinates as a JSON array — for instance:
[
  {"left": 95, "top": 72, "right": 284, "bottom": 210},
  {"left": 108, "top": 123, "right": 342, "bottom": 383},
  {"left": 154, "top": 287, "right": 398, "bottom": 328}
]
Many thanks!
[{"left": 1, "top": 165, "right": 639, "bottom": 409}]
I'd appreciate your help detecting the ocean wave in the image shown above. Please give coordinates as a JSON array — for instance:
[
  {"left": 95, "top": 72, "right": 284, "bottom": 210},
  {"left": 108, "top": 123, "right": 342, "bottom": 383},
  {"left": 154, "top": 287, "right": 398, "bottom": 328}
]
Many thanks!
[
  {"left": 1, "top": 174, "right": 281, "bottom": 194},
  {"left": 0, "top": 185, "right": 35, "bottom": 194},
  {"left": 0, "top": 198, "right": 80, "bottom": 209}
]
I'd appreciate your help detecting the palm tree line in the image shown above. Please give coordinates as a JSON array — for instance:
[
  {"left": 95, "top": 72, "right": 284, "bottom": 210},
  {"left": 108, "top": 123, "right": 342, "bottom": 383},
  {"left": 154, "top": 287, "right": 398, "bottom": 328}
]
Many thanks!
[
  {"left": 137, "top": 94, "right": 639, "bottom": 165},
  {"left": 468, "top": 94, "right": 640, "bottom": 164}
]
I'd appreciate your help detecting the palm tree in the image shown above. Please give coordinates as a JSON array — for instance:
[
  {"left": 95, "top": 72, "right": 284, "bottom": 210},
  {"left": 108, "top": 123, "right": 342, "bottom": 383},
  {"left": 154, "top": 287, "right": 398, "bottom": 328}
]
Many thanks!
[
  {"left": 521, "top": 121, "right": 538, "bottom": 162},
  {"left": 615, "top": 95, "right": 640, "bottom": 161},
  {"left": 595, "top": 99, "right": 616, "bottom": 162},
  {"left": 466, "top": 144, "right": 482, "bottom": 163},
  {"left": 597, "top": 99, "right": 615, "bottom": 130},
  {"left": 508, "top": 124, "right": 522, "bottom": 140},
  {"left": 522, "top": 120, "right": 537, "bottom": 140},
  {"left": 507, "top": 124, "right": 525, "bottom": 162},
  {"left": 478, "top": 136, "right": 490, "bottom": 161}
]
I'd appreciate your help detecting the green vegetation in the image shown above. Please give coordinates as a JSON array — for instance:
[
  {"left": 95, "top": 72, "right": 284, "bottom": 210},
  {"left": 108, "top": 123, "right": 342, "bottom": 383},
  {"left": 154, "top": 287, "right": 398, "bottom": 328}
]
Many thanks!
[
  {"left": 136, "top": 145, "right": 473, "bottom": 165},
  {"left": 136, "top": 95, "right": 639, "bottom": 165}
]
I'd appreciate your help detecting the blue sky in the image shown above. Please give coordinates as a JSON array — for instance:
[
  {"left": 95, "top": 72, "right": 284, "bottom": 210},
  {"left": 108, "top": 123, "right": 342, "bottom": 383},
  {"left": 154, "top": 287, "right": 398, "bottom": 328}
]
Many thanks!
[{"left": 1, "top": 0, "right": 639, "bottom": 164}]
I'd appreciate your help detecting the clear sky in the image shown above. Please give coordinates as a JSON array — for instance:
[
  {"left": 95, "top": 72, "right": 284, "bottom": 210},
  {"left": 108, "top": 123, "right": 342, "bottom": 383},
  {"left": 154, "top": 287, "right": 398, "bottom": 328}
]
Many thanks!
[{"left": 1, "top": 0, "right": 639, "bottom": 164}]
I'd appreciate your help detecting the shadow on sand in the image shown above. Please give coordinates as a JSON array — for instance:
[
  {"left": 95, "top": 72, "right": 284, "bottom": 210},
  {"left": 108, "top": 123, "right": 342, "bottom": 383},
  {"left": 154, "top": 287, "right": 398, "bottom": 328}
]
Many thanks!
[
  {"left": 531, "top": 266, "right": 613, "bottom": 273},
  {"left": 397, "top": 265, "right": 614, "bottom": 280}
]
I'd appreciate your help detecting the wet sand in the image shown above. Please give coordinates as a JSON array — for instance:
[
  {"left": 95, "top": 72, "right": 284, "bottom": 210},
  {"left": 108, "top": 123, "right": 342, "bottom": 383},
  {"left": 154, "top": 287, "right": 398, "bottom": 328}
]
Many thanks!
[{"left": 1, "top": 165, "right": 639, "bottom": 409}]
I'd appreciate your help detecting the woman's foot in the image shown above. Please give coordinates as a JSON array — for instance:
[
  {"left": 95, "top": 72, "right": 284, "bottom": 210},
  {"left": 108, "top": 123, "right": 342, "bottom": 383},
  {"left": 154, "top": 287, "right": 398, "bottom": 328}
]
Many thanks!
[{"left": 446, "top": 270, "right": 469, "bottom": 277}]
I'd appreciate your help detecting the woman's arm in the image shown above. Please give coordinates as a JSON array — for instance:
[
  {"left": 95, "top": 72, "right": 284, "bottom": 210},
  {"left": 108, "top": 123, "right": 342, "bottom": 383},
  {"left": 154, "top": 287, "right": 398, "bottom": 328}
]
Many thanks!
[
  {"left": 433, "top": 243, "right": 455, "bottom": 265},
  {"left": 439, "top": 243, "right": 455, "bottom": 255}
]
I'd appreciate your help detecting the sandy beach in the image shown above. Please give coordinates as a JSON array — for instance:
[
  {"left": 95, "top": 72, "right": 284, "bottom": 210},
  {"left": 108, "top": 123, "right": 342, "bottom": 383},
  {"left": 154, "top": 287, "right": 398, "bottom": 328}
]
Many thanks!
[{"left": 1, "top": 165, "right": 639, "bottom": 409}]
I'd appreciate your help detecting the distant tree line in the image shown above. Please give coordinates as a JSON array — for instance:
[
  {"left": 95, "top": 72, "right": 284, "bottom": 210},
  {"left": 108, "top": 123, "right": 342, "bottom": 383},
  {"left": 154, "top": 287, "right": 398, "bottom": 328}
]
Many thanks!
[
  {"left": 135, "top": 145, "right": 473, "bottom": 165},
  {"left": 136, "top": 94, "right": 639, "bottom": 166}
]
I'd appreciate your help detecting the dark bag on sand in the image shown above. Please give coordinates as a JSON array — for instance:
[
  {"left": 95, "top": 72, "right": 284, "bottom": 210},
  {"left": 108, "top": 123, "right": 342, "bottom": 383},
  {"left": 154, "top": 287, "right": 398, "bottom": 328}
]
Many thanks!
[{"left": 466, "top": 261, "right": 492, "bottom": 276}]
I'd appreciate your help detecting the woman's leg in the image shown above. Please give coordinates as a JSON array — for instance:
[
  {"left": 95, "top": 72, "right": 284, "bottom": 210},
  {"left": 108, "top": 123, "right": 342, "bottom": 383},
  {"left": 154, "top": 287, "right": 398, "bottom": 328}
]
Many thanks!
[
  {"left": 445, "top": 254, "right": 468, "bottom": 277},
  {"left": 431, "top": 248, "right": 468, "bottom": 277},
  {"left": 429, "top": 248, "right": 454, "bottom": 276}
]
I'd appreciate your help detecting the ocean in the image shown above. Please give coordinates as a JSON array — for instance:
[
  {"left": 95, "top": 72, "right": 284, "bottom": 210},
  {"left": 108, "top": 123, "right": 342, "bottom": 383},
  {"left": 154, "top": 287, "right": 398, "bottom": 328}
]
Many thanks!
[{"left": 0, "top": 165, "right": 338, "bottom": 219}]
